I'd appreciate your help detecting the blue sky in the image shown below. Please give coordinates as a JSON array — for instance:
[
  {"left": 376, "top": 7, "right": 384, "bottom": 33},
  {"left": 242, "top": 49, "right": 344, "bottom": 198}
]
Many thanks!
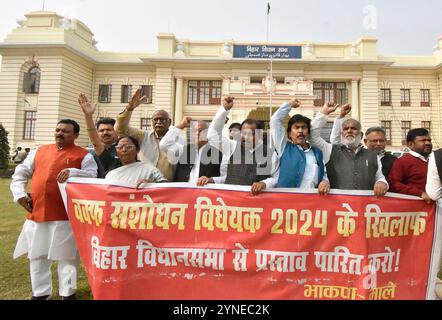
[{"left": 0, "top": 0, "right": 441, "bottom": 56}]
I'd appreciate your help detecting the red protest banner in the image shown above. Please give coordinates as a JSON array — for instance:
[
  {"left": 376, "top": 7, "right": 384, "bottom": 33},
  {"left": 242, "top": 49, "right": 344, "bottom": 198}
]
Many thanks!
[{"left": 60, "top": 180, "right": 441, "bottom": 300}]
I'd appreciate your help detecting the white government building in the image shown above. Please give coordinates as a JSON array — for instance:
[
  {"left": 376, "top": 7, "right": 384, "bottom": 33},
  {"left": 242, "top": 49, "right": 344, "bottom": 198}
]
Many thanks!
[{"left": 0, "top": 11, "right": 441, "bottom": 150}]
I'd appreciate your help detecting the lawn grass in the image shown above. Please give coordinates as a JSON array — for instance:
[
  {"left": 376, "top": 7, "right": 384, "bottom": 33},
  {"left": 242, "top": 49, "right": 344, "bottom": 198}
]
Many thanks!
[
  {"left": 0, "top": 177, "right": 441, "bottom": 300},
  {"left": 0, "top": 178, "right": 92, "bottom": 300}
]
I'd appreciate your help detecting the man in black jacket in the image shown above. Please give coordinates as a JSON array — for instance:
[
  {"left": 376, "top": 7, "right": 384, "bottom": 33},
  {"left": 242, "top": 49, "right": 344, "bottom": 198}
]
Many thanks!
[{"left": 364, "top": 127, "right": 397, "bottom": 178}]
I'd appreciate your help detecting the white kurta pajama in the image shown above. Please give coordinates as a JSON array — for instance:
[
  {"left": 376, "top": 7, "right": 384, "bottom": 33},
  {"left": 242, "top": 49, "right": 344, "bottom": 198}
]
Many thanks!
[{"left": 10, "top": 146, "right": 97, "bottom": 298}]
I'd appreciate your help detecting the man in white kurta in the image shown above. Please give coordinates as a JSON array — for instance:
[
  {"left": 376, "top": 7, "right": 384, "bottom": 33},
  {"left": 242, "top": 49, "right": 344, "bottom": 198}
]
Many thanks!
[
  {"left": 205, "top": 97, "right": 279, "bottom": 194},
  {"left": 425, "top": 149, "right": 442, "bottom": 300},
  {"left": 10, "top": 119, "right": 97, "bottom": 300}
]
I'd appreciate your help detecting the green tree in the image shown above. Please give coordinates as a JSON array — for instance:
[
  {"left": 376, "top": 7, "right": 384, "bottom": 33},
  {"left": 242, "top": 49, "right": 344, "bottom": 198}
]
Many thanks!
[{"left": 0, "top": 122, "right": 10, "bottom": 169}]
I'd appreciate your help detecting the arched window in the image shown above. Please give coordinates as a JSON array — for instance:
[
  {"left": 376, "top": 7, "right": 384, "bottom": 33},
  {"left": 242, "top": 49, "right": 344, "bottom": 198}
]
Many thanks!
[{"left": 23, "top": 66, "right": 41, "bottom": 94}]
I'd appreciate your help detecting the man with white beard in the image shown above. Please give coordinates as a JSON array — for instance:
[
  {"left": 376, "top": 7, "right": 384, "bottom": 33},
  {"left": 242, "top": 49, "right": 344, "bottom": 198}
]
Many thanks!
[
  {"left": 329, "top": 105, "right": 397, "bottom": 179},
  {"left": 309, "top": 102, "right": 388, "bottom": 196}
]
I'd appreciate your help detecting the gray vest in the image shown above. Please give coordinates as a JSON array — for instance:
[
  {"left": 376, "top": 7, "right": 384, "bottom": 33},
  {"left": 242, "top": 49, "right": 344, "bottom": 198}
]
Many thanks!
[
  {"left": 225, "top": 143, "right": 272, "bottom": 186},
  {"left": 326, "top": 144, "right": 378, "bottom": 190}
]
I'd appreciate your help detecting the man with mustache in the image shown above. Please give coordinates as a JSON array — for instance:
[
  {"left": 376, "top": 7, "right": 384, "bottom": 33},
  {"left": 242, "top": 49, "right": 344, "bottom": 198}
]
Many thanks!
[
  {"left": 78, "top": 93, "right": 120, "bottom": 175},
  {"left": 388, "top": 128, "right": 433, "bottom": 203},
  {"left": 201, "top": 96, "right": 278, "bottom": 195},
  {"left": 270, "top": 99, "right": 330, "bottom": 194},
  {"left": 115, "top": 88, "right": 175, "bottom": 181},
  {"left": 10, "top": 119, "right": 97, "bottom": 300},
  {"left": 329, "top": 105, "right": 397, "bottom": 178},
  {"left": 159, "top": 116, "right": 227, "bottom": 184},
  {"left": 310, "top": 103, "right": 388, "bottom": 196}
]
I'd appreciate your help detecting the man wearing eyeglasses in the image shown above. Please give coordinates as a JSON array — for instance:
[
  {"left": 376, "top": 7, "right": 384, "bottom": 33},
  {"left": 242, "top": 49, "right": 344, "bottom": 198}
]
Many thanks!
[{"left": 115, "top": 88, "right": 175, "bottom": 181}]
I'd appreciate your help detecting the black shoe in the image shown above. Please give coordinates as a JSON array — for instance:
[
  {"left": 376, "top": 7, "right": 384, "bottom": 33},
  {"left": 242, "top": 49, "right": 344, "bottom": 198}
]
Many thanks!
[
  {"left": 61, "top": 293, "right": 77, "bottom": 300},
  {"left": 31, "top": 295, "right": 50, "bottom": 300}
]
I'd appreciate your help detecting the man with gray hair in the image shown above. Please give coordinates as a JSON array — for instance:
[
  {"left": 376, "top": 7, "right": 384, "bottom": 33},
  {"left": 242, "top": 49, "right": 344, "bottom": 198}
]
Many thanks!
[
  {"left": 115, "top": 88, "right": 175, "bottom": 181},
  {"left": 329, "top": 106, "right": 397, "bottom": 178},
  {"left": 310, "top": 102, "right": 388, "bottom": 196}
]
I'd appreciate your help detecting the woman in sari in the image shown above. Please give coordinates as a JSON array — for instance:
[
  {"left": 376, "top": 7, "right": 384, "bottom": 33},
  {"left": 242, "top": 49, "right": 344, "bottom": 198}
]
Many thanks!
[{"left": 105, "top": 135, "right": 167, "bottom": 186}]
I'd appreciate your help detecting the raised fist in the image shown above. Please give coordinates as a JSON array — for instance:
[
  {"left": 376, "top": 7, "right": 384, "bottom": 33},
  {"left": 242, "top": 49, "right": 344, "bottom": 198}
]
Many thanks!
[
  {"left": 321, "top": 102, "right": 339, "bottom": 115},
  {"left": 223, "top": 96, "right": 235, "bottom": 111},
  {"left": 177, "top": 116, "right": 192, "bottom": 130},
  {"left": 288, "top": 99, "right": 301, "bottom": 109}
]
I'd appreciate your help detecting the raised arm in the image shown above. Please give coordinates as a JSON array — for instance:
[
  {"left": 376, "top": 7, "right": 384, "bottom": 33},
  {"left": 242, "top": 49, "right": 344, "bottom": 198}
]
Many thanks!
[
  {"left": 207, "top": 96, "right": 234, "bottom": 143},
  {"left": 310, "top": 102, "right": 339, "bottom": 164},
  {"left": 330, "top": 104, "right": 351, "bottom": 145},
  {"left": 207, "top": 96, "right": 236, "bottom": 157},
  {"left": 270, "top": 99, "right": 301, "bottom": 155},
  {"left": 159, "top": 116, "right": 191, "bottom": 165},
  {"left": 78, "top": 93, "right": 105, "bottom": 155},
  {"left": 114, "top": 88, "right": 146, "bottom": 143}
]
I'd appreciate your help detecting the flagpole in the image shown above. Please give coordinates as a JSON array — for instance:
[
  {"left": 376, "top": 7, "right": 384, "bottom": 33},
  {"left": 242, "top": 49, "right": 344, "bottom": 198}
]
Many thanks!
[
  {"left": 266, "top": 7, "right": 270, "bottom": 42},
  {"left": 42, "top": 0, "right": 46, "bottom": 11},
  {"left": 269, "top": 58, "right": 273, "bottom": 130}
]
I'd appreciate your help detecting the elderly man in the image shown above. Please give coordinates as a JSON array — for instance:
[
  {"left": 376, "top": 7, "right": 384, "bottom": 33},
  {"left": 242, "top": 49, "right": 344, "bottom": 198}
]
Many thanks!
[
  {"left": 114, "top": 88, "right": 175, "bottom": 181},
  {"left": 363, "top": 127, "right": 397, "bottom": 178},
  {"left": 159, "top": 116, "right": 227, "bottom": 184},
  {"left": 388, "top": 128, "right": 433, "bottom": 203},
  {"left": 330, "top": 106, "right": 397, "bottom": 178},
  {"left": 10, "top": 119, "right": 97, "bottom": 300},
  {"left": 202, "top": 96, "right": 277, "bottom": 195},
  {"left": 310, "top": 103, "right": 388, "bottom": 196},
  {"left": 270, "top": 99, "right": 329, "bottom": 194}
]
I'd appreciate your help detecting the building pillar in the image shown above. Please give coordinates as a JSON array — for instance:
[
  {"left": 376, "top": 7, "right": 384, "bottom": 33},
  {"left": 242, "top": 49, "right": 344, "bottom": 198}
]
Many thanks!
[
  {"left": 351, "top": 78, "right": 360, "bottom": 121},
  {"left": 174, "top": 77, "right": 184, "bottom": 125},
  {"left": 360, "top": 69, "right": 379, "bottom": 132},
  {"left": 154, "top": 66, "right": 173, "bottom": 114},
  {"left": 435, "top": 73, "right": 442, "bottom": 148}
]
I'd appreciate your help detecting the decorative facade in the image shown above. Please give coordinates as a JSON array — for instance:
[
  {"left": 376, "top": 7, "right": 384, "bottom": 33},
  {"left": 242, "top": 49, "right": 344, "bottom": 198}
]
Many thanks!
[{"left": 1, "top": 11, "right": 441, "bottom": 150}]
